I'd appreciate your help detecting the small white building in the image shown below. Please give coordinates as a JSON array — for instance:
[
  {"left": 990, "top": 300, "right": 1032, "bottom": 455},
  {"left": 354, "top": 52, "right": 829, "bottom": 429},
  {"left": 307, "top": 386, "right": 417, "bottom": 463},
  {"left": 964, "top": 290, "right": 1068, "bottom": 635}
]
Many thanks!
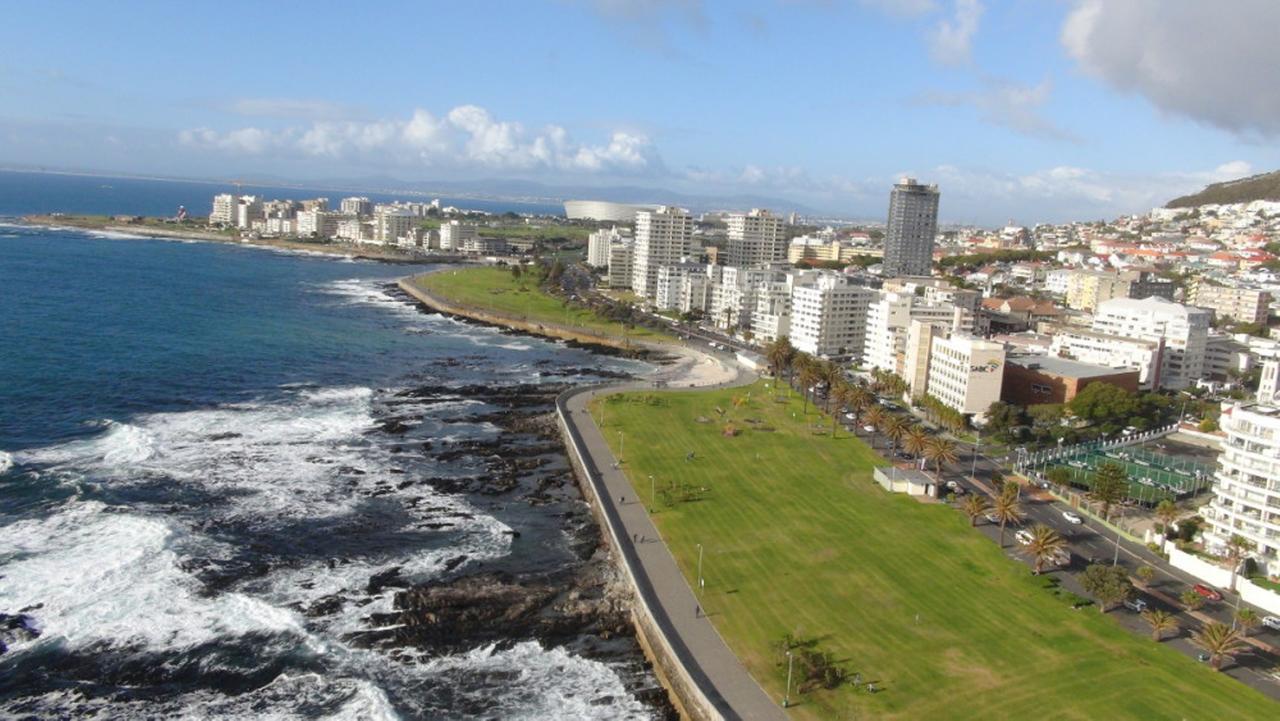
[{"left": 439, "top": 220, "right": 477, "bottom": 251}]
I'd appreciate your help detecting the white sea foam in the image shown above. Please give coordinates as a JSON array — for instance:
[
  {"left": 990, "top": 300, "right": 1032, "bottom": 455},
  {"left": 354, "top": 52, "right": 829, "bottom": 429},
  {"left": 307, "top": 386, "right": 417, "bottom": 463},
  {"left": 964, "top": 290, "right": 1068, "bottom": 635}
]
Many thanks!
[
  {"left": 0, "top": 450, "right": 12, "bottom": 474},
  {"left": 0, "top": 502, "right": 309, "bottom": 653}
]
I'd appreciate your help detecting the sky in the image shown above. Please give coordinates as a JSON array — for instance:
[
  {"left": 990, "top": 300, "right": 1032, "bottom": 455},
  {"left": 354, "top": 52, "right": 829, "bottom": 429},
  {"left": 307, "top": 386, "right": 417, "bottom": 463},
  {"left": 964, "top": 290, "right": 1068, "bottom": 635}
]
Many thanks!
[{"left": 3, "top": 0, "right": 1280, "bottom": 225}]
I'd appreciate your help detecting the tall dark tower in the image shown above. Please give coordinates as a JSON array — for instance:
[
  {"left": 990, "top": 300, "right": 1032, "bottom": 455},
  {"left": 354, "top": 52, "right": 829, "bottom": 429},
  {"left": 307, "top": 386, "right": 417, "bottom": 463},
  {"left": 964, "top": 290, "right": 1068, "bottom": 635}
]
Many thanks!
[{"left": 883, "top": 177, "right": 939, "bottom": 277}]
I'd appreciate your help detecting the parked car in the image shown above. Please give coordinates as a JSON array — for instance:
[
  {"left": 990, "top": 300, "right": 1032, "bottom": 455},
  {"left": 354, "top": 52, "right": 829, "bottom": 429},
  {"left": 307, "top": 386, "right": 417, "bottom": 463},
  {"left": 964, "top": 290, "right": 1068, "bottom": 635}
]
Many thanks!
[
  {"left": 1015, "top": 529, "right": 1034, "bottom": 545},
  {"left": 1192, "top": 584, "right": 1223, "bottom": 602},
  {"left": 1262, "top": 615, "right": 1280, "bottom": 631},
  {"left": 1123, "top": 598, "right": 1148, "bottom": 612},
  {"left": 863, "top": 425, "right": 876, "bottom": 433},
  {"left": 1061, "top": 511, "right": 1083, "bottom": 525},
  {"left": 984, "top": 512, "right": 1000, "bottom": 524}
]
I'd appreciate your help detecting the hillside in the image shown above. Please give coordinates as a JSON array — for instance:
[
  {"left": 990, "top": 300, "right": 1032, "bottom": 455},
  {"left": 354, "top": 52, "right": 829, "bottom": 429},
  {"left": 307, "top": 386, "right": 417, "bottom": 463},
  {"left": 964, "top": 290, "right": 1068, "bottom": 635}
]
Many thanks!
[{"left": 1167, "top": 170, "right": 1280, "bottom": 208}]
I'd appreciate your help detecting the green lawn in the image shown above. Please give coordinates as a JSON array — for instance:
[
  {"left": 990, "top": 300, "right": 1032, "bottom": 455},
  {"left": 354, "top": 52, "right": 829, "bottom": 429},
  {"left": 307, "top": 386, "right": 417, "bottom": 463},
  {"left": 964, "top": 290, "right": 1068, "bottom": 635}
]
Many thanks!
[
  {"left": 590, "top": 381, "right": 1276, "bottom": 720},
  {"left": 410, "top": 266, "right": 671, "bottom": 343}
]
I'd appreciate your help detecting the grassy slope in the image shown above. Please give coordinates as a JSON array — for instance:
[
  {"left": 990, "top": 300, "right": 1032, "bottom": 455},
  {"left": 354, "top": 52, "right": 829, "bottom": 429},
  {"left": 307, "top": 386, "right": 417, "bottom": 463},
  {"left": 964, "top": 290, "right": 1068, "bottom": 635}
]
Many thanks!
[
  {"left": 590, "top": 381, "right": 1275, "bottom": 720},
  {"left": 411, "top": 266, "right": 671, "bottom": 342}
]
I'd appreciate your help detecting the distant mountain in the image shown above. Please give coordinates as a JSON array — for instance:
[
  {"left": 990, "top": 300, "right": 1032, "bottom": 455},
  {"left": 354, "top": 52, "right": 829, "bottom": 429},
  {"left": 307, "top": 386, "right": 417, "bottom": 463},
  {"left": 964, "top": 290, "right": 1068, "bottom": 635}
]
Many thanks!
[{"left": 1167, "top": 170, "right": 1280, "bottom": 208}]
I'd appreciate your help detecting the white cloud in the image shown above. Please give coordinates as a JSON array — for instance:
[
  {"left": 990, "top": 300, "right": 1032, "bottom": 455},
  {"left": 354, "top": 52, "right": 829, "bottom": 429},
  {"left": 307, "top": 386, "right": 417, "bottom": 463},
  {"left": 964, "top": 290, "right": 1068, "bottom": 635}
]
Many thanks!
[
  {"left": 929, "top": 0, "right": 983, "bottom": 65},
  {"left": 179, "top": 105, "right": 659, "bottom": 175},
  {"left": 1062, "top": 0, "right": 1280, "bottom": 137},
  {"left": 918, "top": 77, "right": 1077, "bottom": 141},
  {"left": 1215, "top": 160, "right": 1252, "bottom": 179}
]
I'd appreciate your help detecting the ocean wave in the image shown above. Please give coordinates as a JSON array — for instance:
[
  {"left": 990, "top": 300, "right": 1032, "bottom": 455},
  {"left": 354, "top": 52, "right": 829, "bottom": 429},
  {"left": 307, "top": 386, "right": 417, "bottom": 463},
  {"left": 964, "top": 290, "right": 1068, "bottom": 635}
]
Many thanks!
[{"left": 0, "top": 450, "right": 12, "bottom": 474}]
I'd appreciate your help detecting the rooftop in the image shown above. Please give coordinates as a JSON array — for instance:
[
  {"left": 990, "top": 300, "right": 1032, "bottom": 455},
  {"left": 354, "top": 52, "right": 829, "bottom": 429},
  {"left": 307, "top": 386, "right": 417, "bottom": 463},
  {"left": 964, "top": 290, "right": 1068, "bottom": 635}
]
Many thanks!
[{"left": 1007, "top": 351, "right": 1139, "bottom": 379}]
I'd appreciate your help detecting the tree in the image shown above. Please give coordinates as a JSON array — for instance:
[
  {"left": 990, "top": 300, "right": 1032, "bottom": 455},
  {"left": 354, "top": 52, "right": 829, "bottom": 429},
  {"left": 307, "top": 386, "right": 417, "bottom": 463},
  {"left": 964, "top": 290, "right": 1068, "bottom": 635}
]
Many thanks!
[
  {"left": 885, "top": 415, "right": 911, "bottom": 455},
  {"left": 1235, "top": 608, "right": 1261, "bottom": 637},
  {"left": 510, "top": 264, "right": 523, "bottom": 280},
  {"left": 903, "top": 425, "right": 930, "bottom": 460},
  {"left": 1180, "top": 589, "right": 1205, "bottom": 611},
  {"left": 1191, "top": 622, "right": 1248, "bottom": 671},
  {"left": 1068, "top": 382, "right": 1141, "bottom": 426},
  {"left": 1089, "top": 462, "right": 1128, "bottom": 522},
  {"left": 1222, "top": 534, "right": 1254, "bottom": 593},
  {"left": 1045, "top": 466, "right": 1073, "bottom": 495},
  {"left": 924, "top": 437, "right": 959, "bottom": 476},
  {"left": 764, "top": 336, "right": 795, "bottom": 382},
  {"left": 1141, "top": 609, "right": 1179, "bottom": 642},
  {"left": 984, "top": 401, "right": 1026, "bottom": 439},
  {"left": 1079, "top": 564, "right": 1133, "bottom": 613},
  {"left": 1154, "top": 500, "right": 1180, "bottom": 548},
  {"left": 962, "top": 494, "right": 989, "bottom": 526},
  {"left": 1136, "top": 565, "right": 1156, "bottom": 585},
  {"left": 797, "top": 363, "right": 822, "bottom": 414},
  {"left": 991, "top": 488, "right": 1023, "bottom": 547},
  {"left": 863, "top": 406, "right": 886, "bottom": 447},
  {"left": 1021, "top": 524, "right": 1066, "bottom": 574},
  {"left": 820, "top": 361, "right": 845, "bottom": 413}
]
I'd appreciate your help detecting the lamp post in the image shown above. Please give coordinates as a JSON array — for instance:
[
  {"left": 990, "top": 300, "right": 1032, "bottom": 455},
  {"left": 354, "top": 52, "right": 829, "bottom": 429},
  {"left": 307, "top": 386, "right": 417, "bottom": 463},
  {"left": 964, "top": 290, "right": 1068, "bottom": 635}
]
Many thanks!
[
  {"left": 618, "top": 430, "right": 624, "bottom": 460},
  {"left": 696, "top": 543, "right": 704, "bottom": 593},
  {"left": 783, "top": 650, "right": 794, "bottom": 708},
  {"left": 649, "top": 474, "right": 655, "bottom": 510},
  {"left": 971, "top": 430, "right": 981, "bottom": 479}
]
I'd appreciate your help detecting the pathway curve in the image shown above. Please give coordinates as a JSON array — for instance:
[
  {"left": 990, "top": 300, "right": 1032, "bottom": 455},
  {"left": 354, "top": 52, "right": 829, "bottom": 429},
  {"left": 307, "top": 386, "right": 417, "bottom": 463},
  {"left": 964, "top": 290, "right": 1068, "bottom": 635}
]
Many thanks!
[{"left": 558, "top": 349, "right": 787, "bottom": 721}]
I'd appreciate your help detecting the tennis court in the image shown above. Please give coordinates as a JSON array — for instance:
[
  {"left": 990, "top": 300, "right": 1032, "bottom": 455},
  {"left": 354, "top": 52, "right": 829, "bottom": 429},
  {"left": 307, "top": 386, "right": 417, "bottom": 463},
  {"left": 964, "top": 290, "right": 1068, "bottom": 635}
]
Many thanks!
[{"left": 1033, "top": 438, "right": 1215, "bottom": 505}]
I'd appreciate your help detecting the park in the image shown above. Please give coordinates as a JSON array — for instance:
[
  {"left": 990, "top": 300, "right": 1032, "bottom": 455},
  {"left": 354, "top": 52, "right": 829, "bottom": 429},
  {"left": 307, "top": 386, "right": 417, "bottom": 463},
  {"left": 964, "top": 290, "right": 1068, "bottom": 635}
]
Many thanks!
[{"left": 590, "top": 379, "right": 1276, "bottom": 719}]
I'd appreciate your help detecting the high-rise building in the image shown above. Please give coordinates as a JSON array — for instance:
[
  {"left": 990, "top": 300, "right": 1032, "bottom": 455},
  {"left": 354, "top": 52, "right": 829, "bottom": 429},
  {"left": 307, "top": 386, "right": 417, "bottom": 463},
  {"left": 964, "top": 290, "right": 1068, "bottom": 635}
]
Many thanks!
[
  {"left": 340, "top": 196, "right": 373, "bottom": 216},
  {"left": 607, "top": 243, "right": 634, "bottom": 288},
  {"left": 631, "top": 206, "right": 692, "bottom": 299},
  {"left": 1202, "top": 382, "right": 1280, "bottom": 572},
  {"left": 439, "top": 220, "right": 477, "bottom": 251},
  {"left": 864, "top": 290, "right": 978, "bottom": 374},
  {"left": 1089, "top": 297, "right": 1211, "bottom": 390},
  {"left": 374, "top": 209, "right": 416, "bottom": 244},
  {"left": 587, "top": 226, "right": 623, "bottom": 268},
  {"left": 883, "top": 178, "right": 939, "bottom": 277},
  {"left": 235, "top": 195, "right": 263, "bottom": 230},
  {"left": 210, "top": 194, "right": 236, "bottom": 225},
  {"left": 726, "top": 208, "right": 785, "bottom": 267},
  {"left": 788, "top": 271, "right": 878, "bottom": 359}
]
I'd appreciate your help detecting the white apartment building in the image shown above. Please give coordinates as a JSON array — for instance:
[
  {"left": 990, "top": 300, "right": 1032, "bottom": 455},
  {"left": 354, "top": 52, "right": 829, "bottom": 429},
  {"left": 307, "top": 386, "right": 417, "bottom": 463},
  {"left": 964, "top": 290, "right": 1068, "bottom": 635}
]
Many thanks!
[
  {"left": 1203, "top": 392, "right": 1280, "bottom": 572},
  {"left": 1090, "top": 297, "right": 1211, "bottom": 390},
  {"left": 297, "top": 209, "right": 341, "bottom": 238},
  {"left": 708, "top": 266, "right": 786, "bottom": 331},
  {"left": 631, "top": 206, "right": 692, "bottom": 300},
  {"left": 439, "top": 221, "right": 477, "bottom": 251},
  {"left": 1049, "top": 326, "right": 1164, "bottom": 389},
  {"left": 235, "top": 196, "right": 263, "bottom": 230},
  {"left": 750, "top": 282, "right": 792, "bottom": 344},
  {"left": 679, "top": 272, "right": 712, "bottom": 315},
  {"left": 1188, "top": 281, "right": 1272, "bottom": 325},
  {"left": 655, "top": 262, "right": 706, "bottom": 311},
  {"left": 607, "top": 243, "right": 634, "bottom": 288},
  {"left": 788, "top": 271, "right": 877, "bottom": 359},
  {"left": 904, "top": 320, "right": 947, "bottom": 400},
  {"left": 1044, "top": 268, "right": 1072, "bottom": 296},
  {"left": 340, "top": 196, "right": 373, "bottom": 216},
  {"left": 210, "top": 194, "right": 236, "bottom": 225},
  {"left": 725, "top": 208, "right": 785, "bottom": 267},
  {"left": 863, "top": 291, "right": 973, "bottom": 375},
  {"left": 374, "top": 209, "right": 416, "bottom": 244},
  {"left": 921, "top": 332, "right": 1006, "bottom": 417},
  {"left": 587, "top": 226, "right": 624, "bottom": 268}
]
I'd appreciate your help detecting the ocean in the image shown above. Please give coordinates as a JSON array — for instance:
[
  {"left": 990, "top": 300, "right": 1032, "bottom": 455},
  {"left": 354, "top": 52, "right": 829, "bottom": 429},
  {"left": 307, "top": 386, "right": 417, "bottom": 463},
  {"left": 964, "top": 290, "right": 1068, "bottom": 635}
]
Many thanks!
[{"left": 0, "top": 207, "right": 665, "bottom": 718}]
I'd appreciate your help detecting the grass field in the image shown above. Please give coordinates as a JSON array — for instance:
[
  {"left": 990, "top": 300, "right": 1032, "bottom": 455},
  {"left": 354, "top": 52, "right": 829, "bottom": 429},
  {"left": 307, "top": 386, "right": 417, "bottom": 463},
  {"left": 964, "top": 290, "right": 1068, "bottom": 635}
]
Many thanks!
[
  {"left": 590, "top": 381, "right": 1276, "bottom": 720},
  {"left": 410, "top": 266, "right": 672, "bottom": 342}
]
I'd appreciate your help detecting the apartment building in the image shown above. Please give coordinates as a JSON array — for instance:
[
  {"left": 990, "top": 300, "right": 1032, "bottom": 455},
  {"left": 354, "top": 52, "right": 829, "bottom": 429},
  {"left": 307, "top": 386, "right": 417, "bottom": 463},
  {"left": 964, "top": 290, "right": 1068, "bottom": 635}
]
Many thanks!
[
  {"left": 1091, "top": 297, "right": 1210, "bottom": 390},
  {"left": 655, "top": 262, "right": 707, "bottom": 311},
  {"left": 1064, "top": 269, "right": 1174, "bottom": 312},
  {"left": 707, "top": 266, "right": 787, "bottom": 331},
  {"left": 587, "top": 226, "right": 624, "bottom": 268},
  {"left": 374, "top": 209, "right": 416, "bottom": 244},
  {"left": 1187, "top": 280, "right": 1272, "bottom": 325},
  {"left": 883, "top": 178, "right": 939, "bottom": 277},
  {"left": 1049, "top": 326, "right": 1164, "bottom": 389},
  {"left": 749, "top": 282, "right": 793, "bottom": 344},
  {"left": 631, "top": 206, "right": 693, "bottom": 299},
  {"left": 1203, "top": 393, "right": 1280, "bottom": 572},
  {"left": 297, "top": 209, "right": 341, "bottom": 238},
  {"left": 607, "top": 243, "right": 634, "bottom": 288},
  {"left": 788, "top": 271, "right": 877, "bottom": 359},
  {"left": 864, "top": 291, "right": 962, "bottom": 374},
  {"left": 439, "top": 220, "right": 477, "bottom": 251},
  {"left": 235, "top": 196, "right": 263, "bottom": 230},
  {"left": 340, "top": 196, "right": 373, "bottom": 216},
  {"left": 725, "top": 208, "right": 785, "bottom": 266},
  {"left": 210, "top": 193, "right": 236, "bottom": 225}
]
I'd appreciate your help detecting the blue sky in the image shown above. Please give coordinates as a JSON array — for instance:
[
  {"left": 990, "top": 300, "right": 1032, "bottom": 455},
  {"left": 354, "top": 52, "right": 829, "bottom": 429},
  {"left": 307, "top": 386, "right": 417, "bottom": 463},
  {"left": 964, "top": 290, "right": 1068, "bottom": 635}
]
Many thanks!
[{"left": 3, "top": 0, "right": 1279, "bottom": 224}]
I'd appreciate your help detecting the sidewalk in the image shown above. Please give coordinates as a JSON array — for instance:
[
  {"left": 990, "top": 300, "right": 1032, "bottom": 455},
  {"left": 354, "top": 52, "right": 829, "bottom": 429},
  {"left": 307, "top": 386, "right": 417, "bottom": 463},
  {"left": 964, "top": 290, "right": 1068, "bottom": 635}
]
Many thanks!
[{"left": 560, "top": 365, "right": 786, "bottom": 721}]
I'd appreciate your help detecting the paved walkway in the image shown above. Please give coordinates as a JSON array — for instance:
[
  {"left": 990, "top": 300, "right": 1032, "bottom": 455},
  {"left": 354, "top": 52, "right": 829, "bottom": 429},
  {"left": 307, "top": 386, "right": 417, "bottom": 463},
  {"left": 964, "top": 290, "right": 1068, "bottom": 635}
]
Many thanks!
[{"left": 558, "top": 356, "right": 786, "bottom": 721}]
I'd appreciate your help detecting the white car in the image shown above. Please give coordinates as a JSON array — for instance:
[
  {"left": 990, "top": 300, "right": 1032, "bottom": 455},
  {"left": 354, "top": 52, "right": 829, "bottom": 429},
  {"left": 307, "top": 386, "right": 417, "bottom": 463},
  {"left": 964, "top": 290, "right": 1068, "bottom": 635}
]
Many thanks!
[
  {"left": 863, "top": 425, "right": 875, "bottom": 433},
  {"left": 1062, "top": 511, "right": 1084, "bottom": 525},
  {"left": 1263, "top": 615, "right": 1280, "bottom": 631},
  {"left": 1015, "top": 529, "right": 1034, "bottom": 545}
]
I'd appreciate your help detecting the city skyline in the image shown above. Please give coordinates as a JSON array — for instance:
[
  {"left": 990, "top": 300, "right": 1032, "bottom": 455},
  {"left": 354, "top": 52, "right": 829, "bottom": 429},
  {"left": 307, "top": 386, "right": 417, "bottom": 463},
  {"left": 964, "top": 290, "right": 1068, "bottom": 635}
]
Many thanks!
[{"left": 3, "top": 1, "right": 1280, "bottom": 224}]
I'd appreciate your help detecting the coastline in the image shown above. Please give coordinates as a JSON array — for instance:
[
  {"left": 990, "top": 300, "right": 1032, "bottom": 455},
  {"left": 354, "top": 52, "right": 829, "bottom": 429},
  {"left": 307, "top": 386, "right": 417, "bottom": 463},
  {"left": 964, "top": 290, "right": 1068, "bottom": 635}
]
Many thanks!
[
  {"left": 397, "top": 267, "right": 772, "bottom": 720},
  {"left": 19, "top": 214, "right": 468, "bottom": 265}
]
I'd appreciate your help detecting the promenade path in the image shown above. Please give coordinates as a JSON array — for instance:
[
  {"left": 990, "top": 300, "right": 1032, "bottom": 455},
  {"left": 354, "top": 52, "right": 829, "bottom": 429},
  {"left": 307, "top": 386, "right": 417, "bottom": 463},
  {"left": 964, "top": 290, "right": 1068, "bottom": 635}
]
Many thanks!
[{"left": 559, "top": 348, "right": 786, "bottom": 721}]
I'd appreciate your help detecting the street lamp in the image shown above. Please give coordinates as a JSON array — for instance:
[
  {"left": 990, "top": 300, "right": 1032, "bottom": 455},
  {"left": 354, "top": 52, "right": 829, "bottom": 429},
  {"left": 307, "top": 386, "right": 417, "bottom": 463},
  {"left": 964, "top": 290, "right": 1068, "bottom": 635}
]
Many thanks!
[
  {"left": 971, "top": 430, "right": 981, "bottom": 479},
  {"left": 696, "top": 543, "right": 704, "bottom": 592},
  {"left": 649, "top": 474, "right": 655, "bottom": 510},
  {"left": 783, "top": 650, "right": 794, "bottom": 708},
  {"left": 618, "top": 430, "right": 624, "bottom": 460}
]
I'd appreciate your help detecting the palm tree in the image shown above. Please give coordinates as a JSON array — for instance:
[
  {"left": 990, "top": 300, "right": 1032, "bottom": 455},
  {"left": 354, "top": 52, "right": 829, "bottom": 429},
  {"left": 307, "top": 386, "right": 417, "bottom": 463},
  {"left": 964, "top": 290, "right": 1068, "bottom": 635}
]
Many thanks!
[
  {"left": 821, "top": 361, "right": 845, "bottom": 414},
  {"left": 903, "top": 425, "right": 930, "bottom": 460},
  {"left": 1154, "top": 499, "right": 1180, "bottom": 547},
  {"left": 924, "top": 437, "right": 959, "bottom": 476},
  {"left": 991, "top": 490, "right": 1023, "bottom": 547},
  {"left": 885, "top": 415, "right": 911, "bottom": 456},
  {"left": 1141, "top": 609, "right": 1179, "bottom": 642},
  {"left": 863, "top": 406, "right": 886, "bottom": 447},
  {"left": 790, "top": 352, "right": 814, "bottom": 396},
  {"left": 1235, "top": 608, "right": 1261, "bottom": 637},
  {"left": 1222, "top": 534, "right": 1254, "bottom": 593},
  {"left": 1180, "top": 589, "right": 1206, "bottom": 611},
  {"left": 1021, "top": 524, "right": 1066, "bottom": 574},
  {"left": 764, "top": 336, "right": 795, "bottom": 382},
  {"left": 1191, "top": 622, "right": 1248, "bottom": 671},
  {"left": 797, "top": 363, "right": 822, "bottom": 415},
  {"left": 962, "top": 494, "right": 989, "bottom": 526}
]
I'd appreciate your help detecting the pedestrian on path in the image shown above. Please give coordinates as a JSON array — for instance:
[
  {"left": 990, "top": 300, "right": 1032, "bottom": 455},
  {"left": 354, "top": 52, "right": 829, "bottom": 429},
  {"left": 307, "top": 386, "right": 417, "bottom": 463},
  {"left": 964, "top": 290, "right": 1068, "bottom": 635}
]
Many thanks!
[{"left": 695, "top": 604, "right": 701, "bottom": 618}]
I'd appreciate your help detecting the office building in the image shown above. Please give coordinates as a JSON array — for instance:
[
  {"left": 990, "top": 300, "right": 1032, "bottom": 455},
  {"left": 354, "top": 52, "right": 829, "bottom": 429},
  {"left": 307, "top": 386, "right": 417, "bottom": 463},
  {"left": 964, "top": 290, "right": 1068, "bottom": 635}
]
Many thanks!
[
  {"left": 726, "top": 209, "right": 785, "bottom": 267},
  {"left": 883, "top": 178, "right": 939, "bottom": 277},
  {"left": 1002, "top": 353, "right": 1141, "bottom": 406},
  {"left": 631, "top": 206, "right": 693, "bottom": 299}
]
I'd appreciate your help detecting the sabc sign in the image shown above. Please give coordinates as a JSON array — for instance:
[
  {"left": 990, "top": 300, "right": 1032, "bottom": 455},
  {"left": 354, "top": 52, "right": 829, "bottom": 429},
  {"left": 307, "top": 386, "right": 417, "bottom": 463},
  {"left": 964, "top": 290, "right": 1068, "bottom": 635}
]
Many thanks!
[{"left": 969, "top": 359, "right": 1002, "bottom": 374}]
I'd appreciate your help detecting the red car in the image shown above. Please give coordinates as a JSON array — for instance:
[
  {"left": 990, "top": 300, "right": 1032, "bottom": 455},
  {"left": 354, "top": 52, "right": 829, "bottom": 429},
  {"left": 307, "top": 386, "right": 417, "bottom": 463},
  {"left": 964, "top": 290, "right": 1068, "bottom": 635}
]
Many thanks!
[{"left": 1193, "top": 584, "right": 1223, "bottom": 602}]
